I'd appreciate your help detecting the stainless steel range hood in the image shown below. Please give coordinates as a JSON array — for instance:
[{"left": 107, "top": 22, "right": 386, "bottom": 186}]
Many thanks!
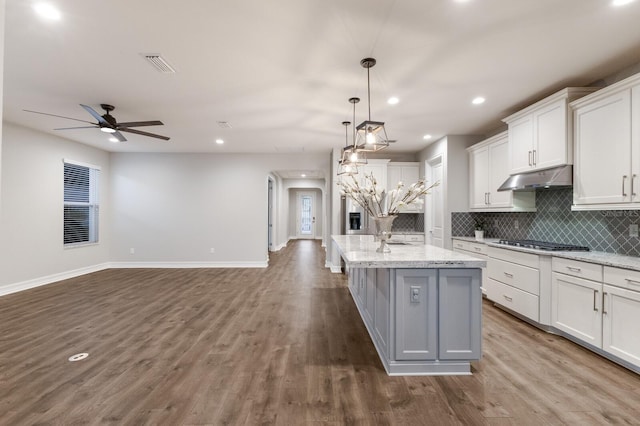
[{"left": 497, "top": 165, "right": 573, "bottom": 192}]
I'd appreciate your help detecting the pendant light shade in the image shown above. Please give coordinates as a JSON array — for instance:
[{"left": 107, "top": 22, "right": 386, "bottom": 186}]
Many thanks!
[
  {"left": 337, "top": 121, "right": 359, "bottom": 176},
  {"left": 355, "top": 58, "right": 393, "bottom": 152},
  {"left": 340, "top": 97, "right": 367, "bottom": 169}
]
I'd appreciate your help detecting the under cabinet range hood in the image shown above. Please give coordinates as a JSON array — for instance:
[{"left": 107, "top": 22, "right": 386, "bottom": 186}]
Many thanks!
[{"left": 497, "top": 165, "right": 573, "bottom": 192}]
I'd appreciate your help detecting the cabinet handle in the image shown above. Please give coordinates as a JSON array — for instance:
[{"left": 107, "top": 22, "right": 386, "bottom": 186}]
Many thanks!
[
  {"left": 528, "top": 151, "right": 532, "bottom": 166},
  {"left": 474, "top": 247, "right": 482, "bottom": 252},
  {"left": 503, "top": 295, "right": 513, "bottom": 302},
  {"left": 503, "top": 272, "right": 514, "bottom": 278},
  {"left": 623, "top": 175, "right": 628, "bottom": 197},
  {"left": 602, "top": 292, "right": 608, "bottom": 315},
  {"left": 487, "top": 192, "right": 491, "bottom": 205},
  {"left": 566, "top": 266, "right": 582, "bottom": 273},
  {"left": 633, "top": 174, "right": 637, "bottom": 198},
  {"left": 593, "top": 289, "right": 598, "bottom": 312},
  {"left": 625, "top": 278, "right": 640, "bottom": 286},
  {"left": 533, "top": 149, "right": 537, "bottom": 166}
]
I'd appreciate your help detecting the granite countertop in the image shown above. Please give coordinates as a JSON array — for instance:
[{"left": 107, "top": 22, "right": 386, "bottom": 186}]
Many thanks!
[
  {"left": 333, "top": 235, "right": 486, "bottom": 269},
  {"left": 451, "top": 236, "right": 640, "bottom": 272}
]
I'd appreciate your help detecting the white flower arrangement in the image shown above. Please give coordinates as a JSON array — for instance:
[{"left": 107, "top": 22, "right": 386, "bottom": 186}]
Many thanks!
[{"left": 338, "top": 173, "right": 439, "bottom": 217}]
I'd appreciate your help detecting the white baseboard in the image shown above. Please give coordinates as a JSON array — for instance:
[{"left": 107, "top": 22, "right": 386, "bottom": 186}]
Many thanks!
[
  {"left": 0, "top": 263, "right": 111, "bottom": 297},
  {"left": 109, "top": 261, "right": 268, "bottom": 268},
  {"left": 271, "top": 242, "right": 287, "bottom": 252},
  {"left": 329, "top": 265, "right": 342, "bottom": 273}
]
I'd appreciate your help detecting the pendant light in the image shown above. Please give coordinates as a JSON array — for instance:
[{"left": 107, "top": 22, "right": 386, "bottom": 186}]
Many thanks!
[
  {"left": 337, "top": 121, "right": 358, "bottom": 176},
  {"left": 355, "top": 57, "right": 393, "bottom": 152},
  {"left": 340, "top": 97, "right": 367, "bottom": 168}
]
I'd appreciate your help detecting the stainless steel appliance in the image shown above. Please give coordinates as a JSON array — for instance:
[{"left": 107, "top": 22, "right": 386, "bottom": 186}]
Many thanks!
[
  {"left": 496, "top": 239, "right": 589, "bottom": 251},
  {"left": 345, "top": 199, "right": 368, "bottom": 234}
]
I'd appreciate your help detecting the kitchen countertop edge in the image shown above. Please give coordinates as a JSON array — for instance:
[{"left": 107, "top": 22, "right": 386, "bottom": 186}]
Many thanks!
[{"left": 452, "top": 236, "right": 640, "bottom": 272}]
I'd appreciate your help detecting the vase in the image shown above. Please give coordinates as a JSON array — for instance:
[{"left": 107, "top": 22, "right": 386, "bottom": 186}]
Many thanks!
[
  {"left": 475, "top": 230, "right": 484, "bottom": 241},
  {"left": 372, "top": 215, "right": 397, "bottom": 253}
]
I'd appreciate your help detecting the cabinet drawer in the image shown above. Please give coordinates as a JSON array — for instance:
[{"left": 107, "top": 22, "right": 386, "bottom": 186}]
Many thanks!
[
  {"left": 488, "top": 246, "right": 539, "bottom": 269},
  {"left": 486, "top": 279, "right": 539, "bottom": 322},
  {"left": 406, "top": 234, "right": 425, "bottom": 243},
  {"left": 467, "top": 242, "right": 487, "bottom": 256},
  {"left": 488, "top": 258, "right": 539, "bottom": 295},
  {"left": 604, "top": 266, "right": 640, "bottom": 292},
  {"left": 452, "top": 240, "right": 471, "bottom": 251},
  {"left": 553, "top": 257, "right": 603, "bottom": 282}
]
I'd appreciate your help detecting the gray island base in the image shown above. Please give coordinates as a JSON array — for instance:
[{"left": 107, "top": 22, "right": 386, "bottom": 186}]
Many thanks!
[{"left": 332, "top": 235, "right": 486, "bottom": 376}]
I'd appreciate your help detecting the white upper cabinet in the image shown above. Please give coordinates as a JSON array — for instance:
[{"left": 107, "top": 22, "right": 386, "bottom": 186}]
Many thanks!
[
  {"left": 467, "top": 132, "right": 535, "bottom": 212},
  {"left": 387, "top": 162, "right": 422, "bottom": 212},
  {"left": 571, "top": 73, "right": 640, "bottom": 210},
  {"left": 360, "top": 159, "right": 389, "bottom": 191},
  {"left": 503, "top": 88, "right": 599, "bottom": 175}
]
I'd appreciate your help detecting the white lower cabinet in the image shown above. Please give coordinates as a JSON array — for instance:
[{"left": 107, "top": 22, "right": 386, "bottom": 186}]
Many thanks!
[
  {"left": 452, "top": 239, "right": 488, "bottom": 295},
  {"left": 486, "top": 246, "right": 540, "bottom": 322},
  {"left": 551, "top": 271, "right": 603, "bottom": 347},
  {"left": 602, "top": 284, "right": 640, "bottom": 366},
  {"left": 551, "top": 259, "right": 640, "bottom": 370}
]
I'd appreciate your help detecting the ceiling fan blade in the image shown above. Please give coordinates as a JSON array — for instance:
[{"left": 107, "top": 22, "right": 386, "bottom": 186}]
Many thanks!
[
  {"left": 80, "top": 104, "right": 109, "bottom": 126},
  {"left": 113, "top": 131, "right": 127, "bottom": 142},
  {"left": 119, "top": 127, "right": 170, "bottom": 141},
  {"left": 54, "top": 126, "right": 98, "bottom": 130},
  {"left": 23, "top": 109, "right": 95, "bottom": 124},
  {"left": 116, "top": 120, "right": 164, "bottom": 128}
]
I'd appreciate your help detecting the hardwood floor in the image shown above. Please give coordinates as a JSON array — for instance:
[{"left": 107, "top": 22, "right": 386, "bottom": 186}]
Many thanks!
[{"left": 1, "top": 240, "right": 639, "bottom": 425}]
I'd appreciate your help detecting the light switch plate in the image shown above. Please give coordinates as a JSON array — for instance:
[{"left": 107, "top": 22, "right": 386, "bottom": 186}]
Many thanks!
[
  {"left": 410, "top": 286, "right": 420, "bottom": 303},
  {"left": 630, "top": 224, "right": 638, "bottom": 237}
]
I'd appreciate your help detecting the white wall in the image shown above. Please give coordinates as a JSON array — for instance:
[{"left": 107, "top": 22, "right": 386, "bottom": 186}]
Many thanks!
[
  {"left": 109, "top": 152, "right": 328, "bottom": 266},
  {"left": 0, "top": 0, "right": 5, "bottom": 200},
  {"left": 418, "top": 135, "right": 482, "bottom": 249},
  {"left": 0, "top": 123, "right": 111, "bottom": 293}
]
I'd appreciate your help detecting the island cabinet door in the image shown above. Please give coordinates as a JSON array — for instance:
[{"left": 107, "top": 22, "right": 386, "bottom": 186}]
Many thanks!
[
  {"left": 438, "top": 269, "right": 482, "bottom": 360},
  {"left": 374, "top": 269, "right": 391, "bottom": 357},
  {"left": 394, "top": 269, "right": 438, "bottom": 361}
]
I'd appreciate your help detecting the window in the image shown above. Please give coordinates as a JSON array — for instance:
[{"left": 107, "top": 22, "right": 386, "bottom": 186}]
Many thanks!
[{"left": 63, "top": 160, "right": 100, "bottom": 246}]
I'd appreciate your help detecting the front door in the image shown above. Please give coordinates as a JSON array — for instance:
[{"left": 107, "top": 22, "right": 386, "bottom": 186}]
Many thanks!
[{"left": 296, "top": 192, "right": 315, "bottom": 239}]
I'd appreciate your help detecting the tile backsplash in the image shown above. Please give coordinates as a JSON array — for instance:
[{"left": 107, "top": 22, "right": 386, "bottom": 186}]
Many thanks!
[
  {"left": 452, "top": 188, "right": 640, "bottom": 256},
  {"left": 392, "top": 213, "right": 425, "bottom": 233}
]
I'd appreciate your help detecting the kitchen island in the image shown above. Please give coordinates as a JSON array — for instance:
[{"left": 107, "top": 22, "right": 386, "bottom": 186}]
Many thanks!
[{"left": 333, "top": 235, "right": 486, "bottom": 375}]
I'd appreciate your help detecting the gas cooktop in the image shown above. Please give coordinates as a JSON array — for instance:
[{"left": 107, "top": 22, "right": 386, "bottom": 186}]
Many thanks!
[{"left": 497, "top": 239, "right": 590, "bottom": 252}]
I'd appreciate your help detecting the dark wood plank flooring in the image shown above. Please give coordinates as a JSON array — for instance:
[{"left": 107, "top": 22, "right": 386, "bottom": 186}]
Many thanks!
[{"left": 1, "top": 240, "right": 639, "bottom": 425}]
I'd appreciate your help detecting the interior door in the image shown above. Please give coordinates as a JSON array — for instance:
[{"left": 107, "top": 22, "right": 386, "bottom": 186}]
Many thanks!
[
  {"left": 296, "top": 191, "right": 315, "bottom": 239},
  {"left": 427, "top": 157, "right": 444, "bottom": 247}
]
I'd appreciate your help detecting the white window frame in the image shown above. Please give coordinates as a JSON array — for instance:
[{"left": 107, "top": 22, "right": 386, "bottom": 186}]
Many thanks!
[{"left": 63, "top": 159, "right": 100, "bottom": 247}]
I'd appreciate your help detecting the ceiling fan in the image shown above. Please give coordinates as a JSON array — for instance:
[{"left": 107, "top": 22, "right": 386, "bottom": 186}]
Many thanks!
[{"left": 24, "top": 104, "right": 170, "bottom": 142}]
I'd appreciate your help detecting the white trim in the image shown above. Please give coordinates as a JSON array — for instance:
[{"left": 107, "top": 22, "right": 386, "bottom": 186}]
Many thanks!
[
  {"left": 0, "top": 263, "right": 110, "bottom": 297},
  {"left": 272, "top": 242, "right": 287, "bottom": 251},
  {"left": 63, "top": 158, "right": 102, "bottom": 171},
  {"left": 109, "top": 261, "right": 268, "bottom": 269},
  {"left": 329, "top": 265, "right": 342, "bottom": 273}
]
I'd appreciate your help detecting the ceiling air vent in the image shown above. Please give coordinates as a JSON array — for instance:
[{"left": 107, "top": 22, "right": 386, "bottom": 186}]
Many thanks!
[
  {"left": 142, "top": 54, "right": 176, "bottom": 74},
  {"left": 217, "top": 121, "right": 232, "bottom": 128}
]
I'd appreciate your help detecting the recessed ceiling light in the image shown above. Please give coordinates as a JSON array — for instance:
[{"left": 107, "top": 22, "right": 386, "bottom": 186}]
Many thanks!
[
  {"left": 472, "top": 96, "right": 486, "bottom": 105},
  {"left": 423, "top": 134, "right": 432, "bottom": 140},
  {"left": 33, "top": 3, "right": 61, "bottom": 20},
  {"left": 108, "top": 137, "right": 119, "bottom": 143},
  {"left": 612, "top": 0, "right": 635, "bottom": 6},
  {"left": 215, "top": 139, "right": 224, "bottom": 145},
  {"left": 301, "top": 174, "right": 307, "bottom": 177},
  {"left": 387, "top": 97, "right": 399, "bottom": 105}
]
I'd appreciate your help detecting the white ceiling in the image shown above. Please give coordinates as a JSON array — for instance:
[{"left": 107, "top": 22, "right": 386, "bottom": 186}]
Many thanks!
[{"left": 4, "top": 0, "right": 640, "bottom": 155}]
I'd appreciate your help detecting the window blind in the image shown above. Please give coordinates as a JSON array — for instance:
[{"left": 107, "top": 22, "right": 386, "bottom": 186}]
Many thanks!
[{"left": 63, "top": 161, "right": 99, "bottom": 245}]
